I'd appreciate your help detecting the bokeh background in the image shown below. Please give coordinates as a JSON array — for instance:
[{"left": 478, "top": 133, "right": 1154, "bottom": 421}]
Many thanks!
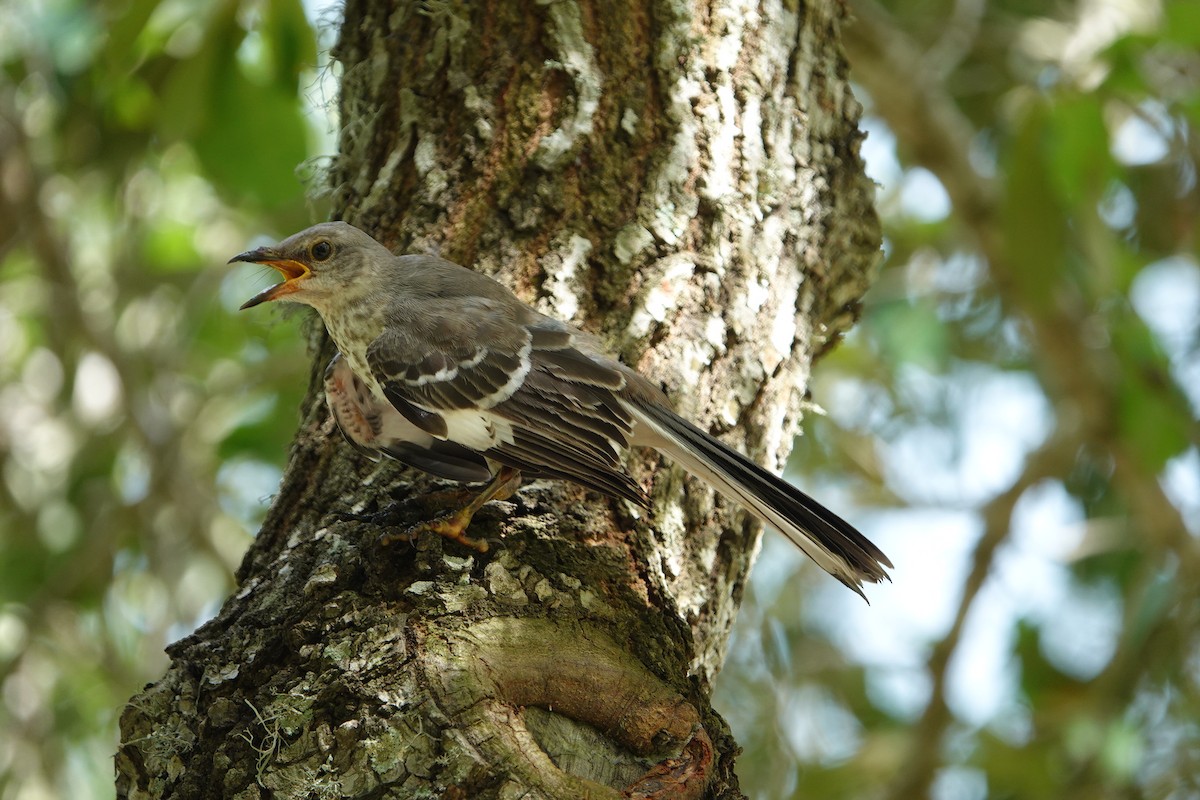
[{"left": 1, "top": 1, "right": 1197, "bottom": 798}]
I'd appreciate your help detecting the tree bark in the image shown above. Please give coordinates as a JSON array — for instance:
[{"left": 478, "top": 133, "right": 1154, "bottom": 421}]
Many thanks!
[{"left": 116, "top": 1, "right": 879, "bottom": 798}]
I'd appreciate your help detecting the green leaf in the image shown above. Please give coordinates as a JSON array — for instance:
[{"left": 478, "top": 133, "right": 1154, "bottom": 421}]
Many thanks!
[
  {"left": 1002, "top": 98, "right": 1069, "bottom": 315},
  {"left": 1162, "top": 1, "right": 1200, "bottom": 46},
  {"left": 263, "top": 0, "right": 319, "bottom": 84},
  {"left": 154, "top": 2, "right": 314, "bottom": 209},
  {"left": 157, "top": 24, "right": 224, "bottom": 141},
  {"left": 142, "top": 219, "right": 201, "bottom": 271},
  {"left": 868, "top": 300, "right": 950, "bottom": 371},
  {"left": 1111, "top": 313, "right": 1194, "bottom": 471},
  {"left": 193, "top": 67, "right": 310, "bottom": 208},
  {"left": 1046, "top": 93, "right": 1113, "bottom": 207}
]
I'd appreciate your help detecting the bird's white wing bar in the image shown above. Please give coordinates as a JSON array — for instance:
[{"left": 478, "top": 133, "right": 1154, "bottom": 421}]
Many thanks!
[
  {"left": 324, "top": 352, "right": 493, "bottom": 482},
  {"left": 378, "top": 335, "right": 533, "bottom": 412}
]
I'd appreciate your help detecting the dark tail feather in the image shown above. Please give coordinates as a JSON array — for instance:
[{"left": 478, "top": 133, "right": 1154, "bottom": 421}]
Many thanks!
[{"left": 628, "top": 401, "right": 891, "bottom": 598}]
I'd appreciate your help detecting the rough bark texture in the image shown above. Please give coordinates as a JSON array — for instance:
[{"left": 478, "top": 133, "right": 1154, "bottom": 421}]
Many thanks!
[{"left": 116, "top": 1, "right": 879, "bottom": 798}]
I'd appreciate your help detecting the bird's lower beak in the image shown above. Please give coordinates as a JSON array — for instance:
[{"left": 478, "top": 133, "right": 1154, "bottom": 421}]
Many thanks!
[{"left": 229, "top": 248, "right": 312, "bottom": 309}]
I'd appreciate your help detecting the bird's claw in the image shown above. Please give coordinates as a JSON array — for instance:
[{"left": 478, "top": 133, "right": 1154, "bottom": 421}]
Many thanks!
[{"left": 379, "top": 513, "right": 491, "bottom": 553}]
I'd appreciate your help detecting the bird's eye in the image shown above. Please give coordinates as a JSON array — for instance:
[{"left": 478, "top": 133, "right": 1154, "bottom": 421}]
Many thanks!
[{"left": 311, "top": 241, "right": 333, "bottom": 261}]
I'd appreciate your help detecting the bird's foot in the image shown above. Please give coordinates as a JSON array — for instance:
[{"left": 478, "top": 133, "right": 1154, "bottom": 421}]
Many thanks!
[
  {"left": 377, "top": 467, "right": 523, "bottom": 554},
  {"left": 380, "top": 511, "right": 491, "bottom": 553}
]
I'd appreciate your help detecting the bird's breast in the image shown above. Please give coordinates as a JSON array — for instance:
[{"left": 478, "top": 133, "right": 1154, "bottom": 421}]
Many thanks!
[{"left": 321, "top": 311, "right": 387, "bottom": 401}]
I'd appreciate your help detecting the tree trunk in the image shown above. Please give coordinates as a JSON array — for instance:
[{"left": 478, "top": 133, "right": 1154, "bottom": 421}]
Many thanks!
[{"left": 116, "top": 1, "right": 879, "bottom": 797}]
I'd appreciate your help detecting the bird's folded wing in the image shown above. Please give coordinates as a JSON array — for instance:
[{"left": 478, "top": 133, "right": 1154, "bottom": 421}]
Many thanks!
[
  {"left": 323, "top": 352, "right": 493, "bottom": 482},
  {"left": 365, "top": 308, "right": 648, "bottom": 506}
]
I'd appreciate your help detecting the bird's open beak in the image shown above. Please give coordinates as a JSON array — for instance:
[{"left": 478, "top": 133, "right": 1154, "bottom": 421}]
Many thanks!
[{"left": 229, "top": 247, "right": 312, "bottom": 310}]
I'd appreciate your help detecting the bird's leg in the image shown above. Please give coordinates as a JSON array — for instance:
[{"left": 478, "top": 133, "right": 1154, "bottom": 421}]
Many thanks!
[
  {"left": 410, "top": 485, "right": 481, "bottom": 510},
  {"left": 380, "top": 467, "right": 522, "bottom": 553}
]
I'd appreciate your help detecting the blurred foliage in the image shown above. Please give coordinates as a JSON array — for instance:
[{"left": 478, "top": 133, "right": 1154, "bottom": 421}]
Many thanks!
[
  {"left": 717, "top": 1, "right": 1200, "bottom": 799},
  {"left": 0, "top": 0, "right": 324, "bottom": 796},
  {"left": 2, "top": 1, "right": 1197, "bottom": 799}
]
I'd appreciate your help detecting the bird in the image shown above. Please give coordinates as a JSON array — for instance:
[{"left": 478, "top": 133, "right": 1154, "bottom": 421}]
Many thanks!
[{"left": 231, "top": 221, "right": 891, "bottom": 596}]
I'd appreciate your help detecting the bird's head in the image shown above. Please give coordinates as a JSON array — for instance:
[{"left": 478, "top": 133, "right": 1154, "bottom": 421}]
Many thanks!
[{"left": 230, "top": 221, "right": 391, "bottom": 311}]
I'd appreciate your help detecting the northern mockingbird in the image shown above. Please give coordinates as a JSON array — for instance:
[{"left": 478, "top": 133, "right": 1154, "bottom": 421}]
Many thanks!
[{"left": 232, "top": 222, "right": 891, "bottom": 596}]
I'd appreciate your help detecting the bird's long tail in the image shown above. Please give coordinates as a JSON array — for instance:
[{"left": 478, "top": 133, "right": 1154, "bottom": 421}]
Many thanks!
[{"left": 626, "top": 400, "right": 892, "bottom": 598}]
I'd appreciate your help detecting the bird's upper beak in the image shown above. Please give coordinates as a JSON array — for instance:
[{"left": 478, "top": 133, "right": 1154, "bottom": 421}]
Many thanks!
[{"left": 229, "top": 247, "right": 312, "bottom": 310}]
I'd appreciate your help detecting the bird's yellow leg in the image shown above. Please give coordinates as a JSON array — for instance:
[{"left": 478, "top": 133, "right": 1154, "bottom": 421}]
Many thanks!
[{"left": 381, "top": 467, "right": 522, "bottom": 553}]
